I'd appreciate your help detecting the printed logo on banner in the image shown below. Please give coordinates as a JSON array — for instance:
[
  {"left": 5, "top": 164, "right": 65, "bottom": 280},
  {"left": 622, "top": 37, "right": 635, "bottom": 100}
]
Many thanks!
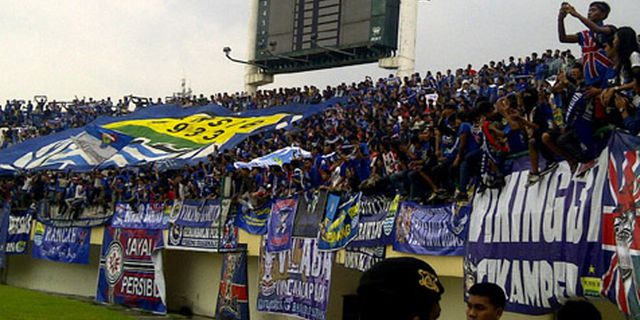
[
  {"left": 344, "top": 246, "right": 386, "bottom": 272},
  {"left": 393, "top": 202, "right": 467, "bottom": 256},
  {"left": 169, "top": 200, "right": 182, "bottom": 223},
  {"left": 235, "top": 200, "right": 272, "bottom": 235},
  {"left": 266, "top": 198, "right": 297, "bottom": 252},
  {"left": 465, "top": 149, "right": 607, "bottom": 315},
  {"left": 349, "top": 195, "right": 395, "bottom": 248},
  {"left": 96, "top": 226, "right": 166, "bottom": 314},
  {"left": 318, "top": 193, "right": 362, "bottom": 251},
  {"left": 258, "top": 237, "right": 334, "bottom": 320},
  {"left": 111, "top": 202, "right": 169, "bottom": 230},
  {"left": 32, "top": 221, "right": 91, "bottom": 264},
  {"left": 216, "top": 246, "right": 249, "bottom": 320},
  {"left": 292, "top": 190, "right": 328, "bottom": 237},
  {"left": 6, "top": 209, "right": 33, "bottom": 255}
]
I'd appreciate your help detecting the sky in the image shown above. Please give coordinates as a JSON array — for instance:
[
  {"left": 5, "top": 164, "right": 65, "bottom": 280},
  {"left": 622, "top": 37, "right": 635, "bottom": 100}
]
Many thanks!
[{"left": 0, "top": 0, "right": 638, "bottom": 103}]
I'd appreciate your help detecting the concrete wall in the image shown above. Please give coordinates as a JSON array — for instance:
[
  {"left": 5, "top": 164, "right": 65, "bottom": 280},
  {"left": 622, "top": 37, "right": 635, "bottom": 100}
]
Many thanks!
[{"left": 3, "top": 227, "right": 627, "bottom": 320}]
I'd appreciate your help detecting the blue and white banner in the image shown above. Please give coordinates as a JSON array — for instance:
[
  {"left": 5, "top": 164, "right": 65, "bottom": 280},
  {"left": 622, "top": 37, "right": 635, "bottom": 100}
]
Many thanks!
[
  {"left": 216, "top": 246, "right": 249, "bottom": 320},
  {"left": 96, "top": 227, "right": 166, "bottom": 314},
  {"left": 6, "top": 208, "right": 33, "bottom": 255},
  {"left": 266, "top": 198, "right": 297, "bottom": 252},
  {"left": 465, "top": 149, "right": 607, "bottom": 315},
  {"left": 344, "top": 246, "right": 386, "bottom": 272},
  {"left": 32, "top": 221, "right": 91, "bottom": 264},
  {"left": 258, "top": 237, "right": 333, "bottom": 320},
  {"left": 111, "top": 202, "right": 169, "bottom": 230},
  {"left": 235, "top": 200, "right": 272, "bottom": 235},
  {"left": 167, "top": 199, "right": 236, "bottom": 252},
  {"left": 0, "top": 97, "right": 346, "bottom": 171},
  {"left": 234, "top": 146, "right": 312, "bottom": 169},
  {"left": 318, "top": 193, "right": 361, "bottom": 251},
  {"left": 393, "top": 202, "right": 467, "bottom": 256},
  {"left": 348, "top": 195, "right": 399, "bottom": 248},
  {"left": 169, "top": 199, "right": 229, "bottom": 228},
  {"left": 0, "top": 203, "right": 9, "bottom": 268}
]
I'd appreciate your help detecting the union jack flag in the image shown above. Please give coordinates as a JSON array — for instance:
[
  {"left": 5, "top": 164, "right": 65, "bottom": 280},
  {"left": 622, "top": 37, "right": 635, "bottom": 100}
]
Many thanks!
[
  {"left": 579, "top": 29, "right": 613, "bottom": 86},
  {"left": 602, "top": 133, "right": 640, "bottom": 317}
]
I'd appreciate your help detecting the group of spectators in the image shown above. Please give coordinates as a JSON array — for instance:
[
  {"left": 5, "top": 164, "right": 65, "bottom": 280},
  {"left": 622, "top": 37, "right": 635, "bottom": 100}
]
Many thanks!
[{"left": 2, "top": 2, "right": 639, "bottom": 216}]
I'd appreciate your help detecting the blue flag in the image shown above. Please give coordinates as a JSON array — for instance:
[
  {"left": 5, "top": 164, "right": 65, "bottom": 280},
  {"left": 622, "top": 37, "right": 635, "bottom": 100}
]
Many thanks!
[
  {"left": 266, "top": 198, "right": 297, "bottom": 252},
  {"left": 235, "top": 200, "right": 272, "bottom": 235},
  {"left": 318, "top": 193, "right": 361, "bottom": 251}
]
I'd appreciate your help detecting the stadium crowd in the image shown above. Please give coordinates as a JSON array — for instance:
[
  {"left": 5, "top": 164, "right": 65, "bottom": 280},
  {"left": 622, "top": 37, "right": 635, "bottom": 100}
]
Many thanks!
[{"left": 1, "top": 2, "right": 639, "bottom": 217}]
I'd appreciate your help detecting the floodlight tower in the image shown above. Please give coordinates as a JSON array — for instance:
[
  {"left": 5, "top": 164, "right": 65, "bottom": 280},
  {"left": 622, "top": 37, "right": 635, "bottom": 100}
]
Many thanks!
[
  {"left": 379, "top": 0, "right": 418, "bottom": 77},
  {"left": 245, "top": 0, "right": 273, "bottom": 94},
  {"left": 241, "top": 0, "right": 417, "bottom": 93}
]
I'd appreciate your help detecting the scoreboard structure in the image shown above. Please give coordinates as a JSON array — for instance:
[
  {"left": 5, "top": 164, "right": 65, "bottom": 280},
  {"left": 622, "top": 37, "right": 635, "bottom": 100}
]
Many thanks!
[{"left": 252, "top": 0, "right": 401, "bottom": 74}]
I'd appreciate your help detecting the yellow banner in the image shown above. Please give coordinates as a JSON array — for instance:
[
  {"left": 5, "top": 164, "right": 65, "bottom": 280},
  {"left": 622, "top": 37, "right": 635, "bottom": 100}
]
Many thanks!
[{"left": 103, "top": 113, "right": 288, "bottom": 147}]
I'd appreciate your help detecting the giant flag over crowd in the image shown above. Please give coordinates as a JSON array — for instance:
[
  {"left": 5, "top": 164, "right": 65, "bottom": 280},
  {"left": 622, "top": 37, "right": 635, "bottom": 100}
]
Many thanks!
[{"left": 0, "top": 98, "right": 345, "bottom": 171}]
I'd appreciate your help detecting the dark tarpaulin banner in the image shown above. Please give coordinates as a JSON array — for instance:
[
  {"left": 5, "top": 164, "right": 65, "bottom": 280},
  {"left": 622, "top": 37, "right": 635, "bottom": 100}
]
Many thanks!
[
  {"left": 258, "top": 237, "right": 333, "bottom": 320},
  {"left": 0, "top": 203, "right": 9, "bottom": 268},
  {"left": 344, "top": 246, "right": 386, "bottom": 272},
  {"left": 111, "top": 202, "right": 169, "bottom": 230},
  {"left": 465, "top": 148, "right": 607, "bottom": 315},
  {"left": 318, "top": 193, "right": 362, "bottom": 251},
  {"left": 235, "top": 200, "right": 272, "bottom": 235},
  {"left": 6, "top": 208, "right": 33, "bottom": 255},
  {"left": 292, "top": 190, "right": 328, "bottom": 237},
  {"left": 96, "top": 226, "right": 166, "bottom": 314},
  {"left": 393, "top": 202, "right": 468, "bottom": 256},
  {"left": 167, "top": 199, "right": 237, "bottom": 252},
  {"left": 348, "top": 195, "right": 399, "bottom": 248},
  {"left": 216, "top": 245, "right": 249, "bottom": 320},
  {"left": 601, "top": 132, "right": 640, "bottom": 317},
  {"left": 266, "top": 198, "right": 297, "bottom": 252},
  {"left": 168, "top": 198, "right": 231, "bottom": 228},
  {"left": 35, "top": 200, "right": 113, "bottom": 228},
  {"left": 32, "top": 221, "right": 91, "bottom": 264}
]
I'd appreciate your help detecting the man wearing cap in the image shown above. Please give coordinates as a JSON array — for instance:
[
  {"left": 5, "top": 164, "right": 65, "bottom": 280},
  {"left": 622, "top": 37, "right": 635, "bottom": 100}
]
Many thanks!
[
  {"left": 466, "top": 282, "right": 506, "bottom": 320},
  {"left": 357, "top": 257, "right": 444, "bottom": 320}
]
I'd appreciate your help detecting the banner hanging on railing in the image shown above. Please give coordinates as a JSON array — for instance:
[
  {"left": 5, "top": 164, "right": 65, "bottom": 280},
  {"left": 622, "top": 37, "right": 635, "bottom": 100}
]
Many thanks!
[
  {"left": 167, "top": 199, "right": 236, "bottom": 252},
  {"left": 32, "top": 221, "right": 91, "bottom": 264},
  {"left": 216, "top": 245, "right": 250, "bottom": 320},
  {"left": 111, "top": 202, "right": 169, "bottom": 230},
  {"left": 0, "top": 203, "right": 9, "bottom": 268},
  {"left": 600, "top": 132, "right": 640, "bottom": 318},
  {"left": 465, "top": 147, "right": 607, "bottom": 315},
  {"left": 6, "top": 208, "right": 33, "bottom": 255},
  {"left": 344, "top": 246, "right": 386, "bottom": 272},
  {"left": 258, "top": 237, "right": 333, "bottom": 320},
  {"left": 266, "top": 198, "right": 297, "bottom": 252},
  {"left": 235, "top": 200, "right": 272, "bottom": 235},
  {"left": 348, "top": 195, "right": 398, "bottom": 248},
  {"left": 35, "top": 200, "right": 113, "bottom": 228},
  {"left": 292, "top": 190, "right": 328, "bottom": 237},
  {"left": 96, "top": 226, "right": 166, "bottom": 314},
  {"left": 318, "top": 193, "right": 361, "bottom": 251},
  {"left": 393, "top": 202, "right": 468, "bottom": 256}
]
